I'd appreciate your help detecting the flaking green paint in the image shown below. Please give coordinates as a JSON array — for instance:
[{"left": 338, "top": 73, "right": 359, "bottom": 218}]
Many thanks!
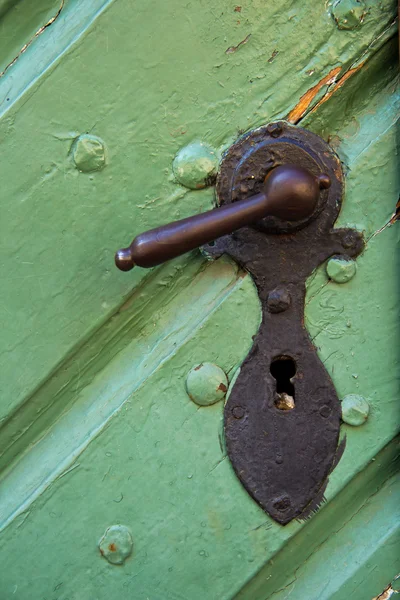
[{"left": 0, "top": 0, "right": 398, "bottom": 598}]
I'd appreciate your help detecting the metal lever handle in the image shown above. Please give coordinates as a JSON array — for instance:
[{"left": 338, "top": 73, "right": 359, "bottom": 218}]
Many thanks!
[{"left": 115, "top": 165, "right": 330, "bottom": 271}]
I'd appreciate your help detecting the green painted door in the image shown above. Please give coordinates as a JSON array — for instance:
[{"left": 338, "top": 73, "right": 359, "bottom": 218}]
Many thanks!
[{"left": 0, "top": 1, "right": 398, "bottom": 598}]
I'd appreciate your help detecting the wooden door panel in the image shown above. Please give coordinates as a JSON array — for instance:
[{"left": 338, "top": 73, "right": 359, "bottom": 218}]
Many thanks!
[
  {"left": 0, "top": 0, "right": 398, "bottom": 598},
  {"left": 0, "top": 0, "right": 395, "bottom": 424}
]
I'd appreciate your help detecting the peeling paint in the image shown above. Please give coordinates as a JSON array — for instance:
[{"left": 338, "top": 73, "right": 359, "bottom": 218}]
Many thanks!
[
  {"left": 372, "top": 578, "right": 400, "bottom": 600},
  {"left": 287, "top": 67, "right": 342, "bottom": 123},
  {"left": 309, "top": 63, "right": 365, "bottom": 116}
]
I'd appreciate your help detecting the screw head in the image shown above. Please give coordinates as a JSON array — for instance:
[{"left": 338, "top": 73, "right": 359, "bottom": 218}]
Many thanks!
[
  {"left": 186, "top": 362, "right": 228, "bottom": 406},
  {"left": 267, "top": 287, "right": 291, "bottom": 313},
  {"left": 272, "top": 495, "right": 291, "bottom": 512},
  {"left": 341, "top": 230, "right": 362, "bottom": 250},
  {"left": 173, "top": 141, "right": 218, "bottom": 189},
  {"left": 99, "top": 525, "right": 133, "bottom": 565},
  {"left": 341, "top": 394, "right": 370, "bottom": 426},
  {"left": 72, "top": 134, "right": 106, "bottom": 172},
  {"left": 326, "top": 256, "right": 357, "bottom": 283}
]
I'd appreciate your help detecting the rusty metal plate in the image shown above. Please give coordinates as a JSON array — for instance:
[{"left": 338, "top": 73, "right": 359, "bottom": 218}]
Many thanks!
[{"left": 205, "top": 122, "right": 365, "bottom": 524}]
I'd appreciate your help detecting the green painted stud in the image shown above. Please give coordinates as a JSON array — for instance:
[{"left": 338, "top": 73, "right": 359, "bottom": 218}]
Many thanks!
[
  {"left": 341, "top": 394, "right": 370, "bottom": 426},
  {"left": 331, "top": 0, "right": 367, "bottom": 30},
  {"left": 98, "top": 525, "right": 133, "bottom": 565},
  {"left": 72, "top": 134, "right": 107, "bottom": 173},
  {"left": 172, "top": 141, "right": 218, "bottom": 189},
  {"left": 186, "top": 362, "right": 228, "bottom": 406},
  {"left": 326, "top": 256, "right": 357, "bottom": 283}
]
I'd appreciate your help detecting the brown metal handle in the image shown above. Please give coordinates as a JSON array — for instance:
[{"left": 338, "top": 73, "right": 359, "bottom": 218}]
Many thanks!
[{"left": 115, "top": 165, "right": 330, "bottom": 271}]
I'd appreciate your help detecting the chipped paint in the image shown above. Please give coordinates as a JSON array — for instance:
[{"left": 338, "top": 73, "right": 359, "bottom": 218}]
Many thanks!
[
  {"left": 225, "top": 33, "right": 251, "bottom": 54},
  {"left": 288, "top": 61, "right": 369, "bottom": 125},
  {"left": 372, "top": 583, "right": 399, "bottom": 599},
  {"left": 287, "top": 67, "right": 341, "bottom": 123},
  {"left": 309, "top": 63, "right": 365, "bottom": 116}
]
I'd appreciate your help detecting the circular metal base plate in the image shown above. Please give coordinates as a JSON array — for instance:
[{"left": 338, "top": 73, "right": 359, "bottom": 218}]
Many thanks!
[{"left": 216, "top": 121, "right": 343, "bottom": 234}]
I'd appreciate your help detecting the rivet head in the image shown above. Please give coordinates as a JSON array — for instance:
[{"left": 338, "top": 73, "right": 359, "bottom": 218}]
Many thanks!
[
  {"left": 99, "top": 525, "right": 133, "bottom": 565},
  {"left": 326, "top": 256, "right": 356, "bottom": 283},
  {"left": 232, "top": 405, "right": 245, "bottom": 419},
  {"left": 72, "top": 134, "right": 106, "bottom": 172},
  {"left": 318, "top": 174, "right": 331, "bottom": 190},
  {"left": 266, "top": 122, "right": 284, "bottom": 138},
  {"left": 331, "top": 0, "right": 366, "bottom": 30},
  {"left": 186, "top": 362, "right": 228, "bottom": 406},
  {"left": 173, "top": 141, "right": 218, "bottom": 189},
  {"left": 267, "top": 287, "right": 291, "bottom": 313},
  {"left": 272, "top": 495, "right": 291, "bottom": 512},
  {"left": 341, "top": 394, "right": 370, "bottom": 426},
  {"left": 319, "top": 404, "right": 332, "bottom": 418},
  {"left": 341, "top": 230, "right": 362, "bottom": 250}
]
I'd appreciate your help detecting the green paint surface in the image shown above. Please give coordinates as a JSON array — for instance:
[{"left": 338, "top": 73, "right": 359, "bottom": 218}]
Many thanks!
[{"left": 0, "top": 0, "right": 398, "bottom": 598}]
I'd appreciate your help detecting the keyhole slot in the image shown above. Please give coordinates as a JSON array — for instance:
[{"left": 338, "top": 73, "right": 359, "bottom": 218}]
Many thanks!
[{"left": 270, "top": 356, "right": 296, "bottom": 410}]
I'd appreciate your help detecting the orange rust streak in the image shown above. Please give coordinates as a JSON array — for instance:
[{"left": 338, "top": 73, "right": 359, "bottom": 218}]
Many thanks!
[
  {"left": 309, "top": 63, "right": 365, "bottom": 115},
  {"left": 287, "top": 67, "right": 341, "bottom": 124}
]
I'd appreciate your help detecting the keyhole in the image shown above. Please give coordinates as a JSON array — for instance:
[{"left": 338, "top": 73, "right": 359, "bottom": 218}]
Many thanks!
[{"left": 270, "top": 356, "right": 296, "bottom": 410}]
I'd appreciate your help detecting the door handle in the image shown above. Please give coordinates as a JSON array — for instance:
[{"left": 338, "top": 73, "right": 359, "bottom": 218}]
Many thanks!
[
  {"left": 114, "top": 122, "right": 364, "bottom": 525},
  {"left": 115, "top": 165, "right": 331, "bottom": 271}
]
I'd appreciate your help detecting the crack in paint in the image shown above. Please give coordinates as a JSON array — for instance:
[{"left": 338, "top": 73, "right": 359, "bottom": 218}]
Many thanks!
[
  {"left": 225, "top": 33, "right": 251, "bottom": 54},
  {"left": 0, "top": 0, "right": 65, "bottom": 80},
  {"left": 370, "top": 197, "right": 400, "bottom": 237}
]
